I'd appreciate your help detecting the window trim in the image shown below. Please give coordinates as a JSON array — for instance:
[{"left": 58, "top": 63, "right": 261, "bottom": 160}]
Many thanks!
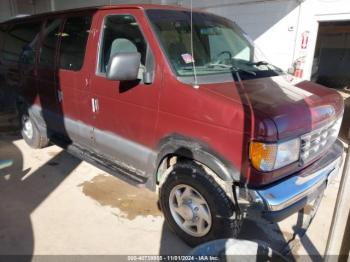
[
  {"left": 144, "top": 9, "right": 267, "bottom": 83},
  {"left": 95, "top": 13, "right": 154, "bottom": 79}
]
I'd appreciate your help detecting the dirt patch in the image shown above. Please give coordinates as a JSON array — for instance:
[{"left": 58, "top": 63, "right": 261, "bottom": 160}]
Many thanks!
[
  {"left": 303, "top": 205, "right": 314, "bottom": 215},
  {"left": 80, "top": 174, "right": 161, "bottom": 219},
  {"left": 48, "top": 151, "right": 58, "bottom": 157}
]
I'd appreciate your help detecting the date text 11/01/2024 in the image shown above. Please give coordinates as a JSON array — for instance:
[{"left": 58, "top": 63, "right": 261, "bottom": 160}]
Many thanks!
[{"left": 128, "top": 256, "right": 219, "bottom": 261}]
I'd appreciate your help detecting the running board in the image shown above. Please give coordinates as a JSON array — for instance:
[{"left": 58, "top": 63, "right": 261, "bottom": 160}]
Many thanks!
[{"left": 51, "top": 137, "right": 148, "bottom": 185}]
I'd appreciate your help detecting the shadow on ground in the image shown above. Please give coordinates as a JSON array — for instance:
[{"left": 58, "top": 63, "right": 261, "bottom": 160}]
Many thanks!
[{"left": 0, "top": 133, "right": 80, "bottom": 261}]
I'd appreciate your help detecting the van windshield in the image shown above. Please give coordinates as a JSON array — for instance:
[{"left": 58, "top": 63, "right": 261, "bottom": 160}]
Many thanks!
[{"left": 146, "top": 9, "right": 283, "bottom": 80}]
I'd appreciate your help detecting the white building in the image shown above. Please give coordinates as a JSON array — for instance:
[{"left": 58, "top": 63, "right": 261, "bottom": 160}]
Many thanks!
[{"left": 1, "top": 0, "right": 349, "bottom": 86}]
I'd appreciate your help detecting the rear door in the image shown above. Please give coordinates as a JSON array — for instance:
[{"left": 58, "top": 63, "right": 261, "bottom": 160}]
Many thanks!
[
  {"left": 56, "top": 13, "right": 94, "bottom": 143},
  {"left": 37, "top": 18, "right": 64, "bottom": 132},
  {"left": 0, "top": 24, "right": 7, "bottom": 80}
]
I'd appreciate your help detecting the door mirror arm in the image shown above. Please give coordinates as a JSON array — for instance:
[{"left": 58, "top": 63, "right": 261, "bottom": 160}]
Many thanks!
[{"left": 143, "top": 71, "right": 154, "bottom": 85}]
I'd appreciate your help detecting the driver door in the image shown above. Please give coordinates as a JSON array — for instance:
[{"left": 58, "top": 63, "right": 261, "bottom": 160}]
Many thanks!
[{"left": 89, "top": 9, "right": 161, "bottom": 174}]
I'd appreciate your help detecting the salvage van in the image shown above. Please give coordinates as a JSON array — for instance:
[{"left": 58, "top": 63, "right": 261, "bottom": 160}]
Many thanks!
[{"left": 0, "top": 5, "right": 344, "bottom": 246}]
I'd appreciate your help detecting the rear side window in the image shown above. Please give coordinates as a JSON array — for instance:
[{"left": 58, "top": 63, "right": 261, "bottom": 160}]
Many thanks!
[
  {"left": 0, "top": 25, "right": 6, "bottom": 49},
  {"left": 0, "top": 25, "right": 6, "bottom": 59},
  {"left": 39, "top": 19, "right": 62, "bottom": 67},
  {"left": 98, "top": 15, "right": 147, "bottom": 74},
  {"left": 2, "top": 22, "right": 42, "bottom": 64},
  {"left": 59, "top": 15, "right": 92, "bottom": 71}
]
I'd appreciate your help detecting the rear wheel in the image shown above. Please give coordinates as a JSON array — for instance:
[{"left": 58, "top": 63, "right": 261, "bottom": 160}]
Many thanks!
[
  {"left": 21, "top": 113, "right": 49, "bottom": 149},
  {"left": 159, "top": 161, "right": 241, "bottom": 247}
]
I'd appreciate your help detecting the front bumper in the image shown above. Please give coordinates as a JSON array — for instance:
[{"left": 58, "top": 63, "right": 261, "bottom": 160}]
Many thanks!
[{"left": 247, "top": 139, "right": 344, "bottom": 222}]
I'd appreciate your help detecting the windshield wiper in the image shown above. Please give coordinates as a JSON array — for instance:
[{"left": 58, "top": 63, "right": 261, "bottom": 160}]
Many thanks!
[
  {"left": 245, "top": 60, "right": 283, "bottom": 73},
  {"left": 231, "top": 65, "right": 257, "bottom": 76},
  {"left": 208, "top": 63, "right": 257, "bottom": 76},
  {"left": 248, "top": 61, "right": 269, "bottom": 66}
]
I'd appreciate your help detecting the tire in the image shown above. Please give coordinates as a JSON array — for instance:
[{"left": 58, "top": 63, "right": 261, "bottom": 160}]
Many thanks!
[
  {"left": 159, "top": 161, "right": 241, "bottom": 247},
  {"left": 20, "top": 113, "right": 49, "bottom": 149}
]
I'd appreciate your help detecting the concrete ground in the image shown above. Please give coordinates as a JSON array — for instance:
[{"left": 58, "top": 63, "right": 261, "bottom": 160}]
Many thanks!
[{"left": 0, "top": 110, "right": 346, "bottom": 261}]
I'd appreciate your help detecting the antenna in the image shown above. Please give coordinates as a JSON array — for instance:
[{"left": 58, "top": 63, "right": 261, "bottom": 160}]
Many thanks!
[{"left": 190, "top": 0, "right": 199, "bottom": 89}]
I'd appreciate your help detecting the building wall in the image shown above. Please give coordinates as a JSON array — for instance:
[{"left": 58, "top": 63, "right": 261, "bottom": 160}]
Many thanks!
[
  {"left": 0, "top": 0, "right": 158, "bottom": 22},
  {"left": 0, "top": 1, "right": 15, "bottom": 22},
  {"left": 52, "top": 0, "right": 156, "bottom": 11},
  {"left": 33, "top": 0, "right": 52, "bottom": 14},
  {"left": 0, "top": 0, "right": 51, "bottom": 22}
]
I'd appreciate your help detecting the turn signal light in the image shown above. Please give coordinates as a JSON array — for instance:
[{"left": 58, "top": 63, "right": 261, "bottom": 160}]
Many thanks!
[{"left": 249, "top": 142, "right": 277, "bottom": 172}]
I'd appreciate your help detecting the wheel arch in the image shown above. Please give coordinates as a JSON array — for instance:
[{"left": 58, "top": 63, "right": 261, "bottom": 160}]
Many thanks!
[{"left": 155, "top": 134, "right": 241, "bottom": 184}]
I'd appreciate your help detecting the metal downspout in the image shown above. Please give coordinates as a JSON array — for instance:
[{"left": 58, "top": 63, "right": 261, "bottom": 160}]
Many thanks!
[{"left": 325, "top": 134, "right": 350, "bottom": 259}]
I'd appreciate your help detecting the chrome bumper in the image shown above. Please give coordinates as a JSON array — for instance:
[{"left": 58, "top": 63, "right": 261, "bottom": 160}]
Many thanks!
[{"left": 248, "top": 139, "right": 344, "bottom": 222}]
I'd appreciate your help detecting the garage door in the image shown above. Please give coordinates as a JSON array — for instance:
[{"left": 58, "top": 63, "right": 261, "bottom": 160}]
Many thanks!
[{"left": 313, "top": 21, "right": 350, "bottom": 89}]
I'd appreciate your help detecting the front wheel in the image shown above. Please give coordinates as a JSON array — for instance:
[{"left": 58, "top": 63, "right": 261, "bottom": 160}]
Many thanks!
[{"left": 159, "top": 161, "right": 241, "bottom": 247}]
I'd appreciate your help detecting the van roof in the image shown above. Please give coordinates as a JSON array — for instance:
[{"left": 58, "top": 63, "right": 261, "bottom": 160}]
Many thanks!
[{"left": 0, "top": 4, "right": 193, "bottom": 25}]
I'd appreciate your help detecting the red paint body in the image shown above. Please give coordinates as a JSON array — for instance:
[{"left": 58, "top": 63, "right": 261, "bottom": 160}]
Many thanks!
[{"left": 0, "top": 5, "right": 344, "bottom": 187}]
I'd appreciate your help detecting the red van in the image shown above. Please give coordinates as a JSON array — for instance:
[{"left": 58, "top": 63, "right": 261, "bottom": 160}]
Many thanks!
[{"left": 0, "top": 5, "right": 344, "bottom": 246}]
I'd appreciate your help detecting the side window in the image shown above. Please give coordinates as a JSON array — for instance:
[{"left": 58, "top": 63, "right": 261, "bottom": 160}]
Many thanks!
[
  {"left": 59, "top": 15, "right": 92, "bottom": 71},
  {"left": 0, "top": 25, "right": 6, "bottom": 50},
  {"left": 99, "top": 15, "right": 147, "bottom": 74},
  {"left": 0, "top": 25, "right": 6, "bottom": 61},
  {"left": 39, "top": 19, "right": 62, "bottom": 67},
  {"left": 2, "top": 22, "right": 42, "bottom": 64}
]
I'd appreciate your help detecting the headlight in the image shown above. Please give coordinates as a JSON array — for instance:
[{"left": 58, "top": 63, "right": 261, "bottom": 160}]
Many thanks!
[
  {"left": 249, "top": 138, "right": 300, "bottom": 172},
  {"left": 331, "top": 115, "right": 343, "bottom": 139}
]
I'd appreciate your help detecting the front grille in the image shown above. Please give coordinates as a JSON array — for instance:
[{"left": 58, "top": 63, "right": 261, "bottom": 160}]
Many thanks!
[{"left": 300, "top": 117, "right": 342, "bottom": 164}]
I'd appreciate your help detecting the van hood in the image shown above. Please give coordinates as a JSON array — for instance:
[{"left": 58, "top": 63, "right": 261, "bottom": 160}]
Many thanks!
[{"left": 204, "top": 75, "right": 344, "bottom": 140}]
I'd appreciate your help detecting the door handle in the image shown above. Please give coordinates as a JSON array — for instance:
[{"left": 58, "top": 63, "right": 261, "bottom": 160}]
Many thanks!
[
  {"left": 57, "top": 90, "right": 63, "bottom": 103},
  {"left": 91, "top": 98, "right": 99, "bottom": 113},
  {"left": 91, "top": 98, "right": 96, "bottom": 112}
]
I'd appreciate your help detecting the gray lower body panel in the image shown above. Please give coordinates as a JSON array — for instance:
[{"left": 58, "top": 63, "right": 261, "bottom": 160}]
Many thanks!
[{"left": 29, "top": 105, "right": 157, "bottom": 179}]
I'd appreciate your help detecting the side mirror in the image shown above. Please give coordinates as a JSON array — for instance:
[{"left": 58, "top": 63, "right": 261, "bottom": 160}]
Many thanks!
[{"left": 106, "top": 52, "right": 141, "bottom": 81}]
